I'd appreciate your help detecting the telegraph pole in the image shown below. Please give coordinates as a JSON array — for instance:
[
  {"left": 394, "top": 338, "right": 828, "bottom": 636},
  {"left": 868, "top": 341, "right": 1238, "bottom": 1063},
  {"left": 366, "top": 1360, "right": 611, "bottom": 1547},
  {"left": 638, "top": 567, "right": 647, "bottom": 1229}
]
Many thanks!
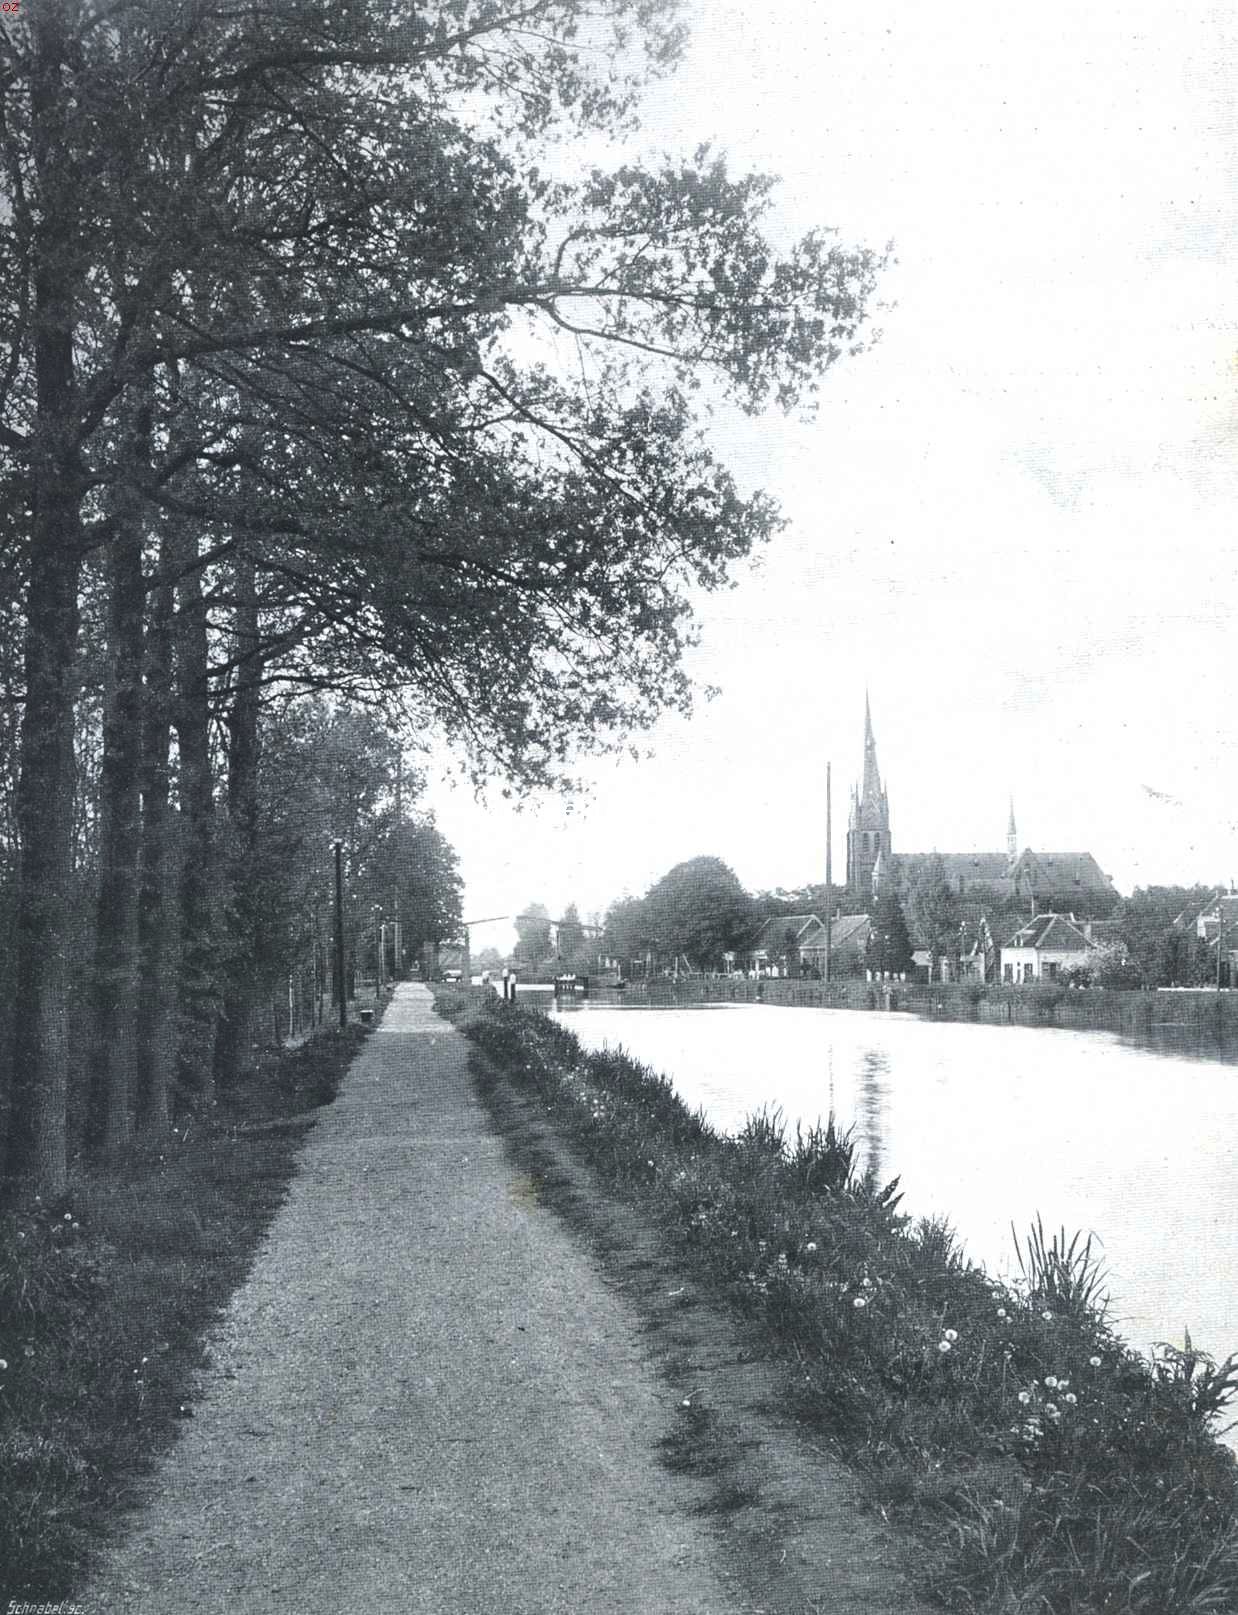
[{"left": 333, "top": 840, "right": 346, "bottom": 1030}]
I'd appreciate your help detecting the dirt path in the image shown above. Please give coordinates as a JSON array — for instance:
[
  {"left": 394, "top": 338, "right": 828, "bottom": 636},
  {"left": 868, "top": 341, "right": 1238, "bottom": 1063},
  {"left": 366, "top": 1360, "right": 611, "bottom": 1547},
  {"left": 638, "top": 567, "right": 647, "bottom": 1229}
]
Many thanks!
[{"left": 83, "top": 984, "right": 746, "bottom": 1614}]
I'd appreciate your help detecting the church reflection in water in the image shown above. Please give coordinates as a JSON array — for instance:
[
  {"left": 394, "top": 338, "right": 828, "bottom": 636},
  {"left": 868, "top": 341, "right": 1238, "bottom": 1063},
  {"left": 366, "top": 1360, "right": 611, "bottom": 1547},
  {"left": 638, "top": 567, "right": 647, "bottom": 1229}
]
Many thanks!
[{"left": 857, "top": 1048, "right": 888, "bottom": 1182}]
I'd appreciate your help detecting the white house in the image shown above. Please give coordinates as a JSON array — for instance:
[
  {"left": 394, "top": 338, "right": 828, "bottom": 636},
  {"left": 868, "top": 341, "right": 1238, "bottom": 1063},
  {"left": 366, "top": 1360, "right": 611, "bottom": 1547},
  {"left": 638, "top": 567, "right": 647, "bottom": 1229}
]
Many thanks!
[{"left": 1000, "top": 913, "right": 1096, "bottom": 984}]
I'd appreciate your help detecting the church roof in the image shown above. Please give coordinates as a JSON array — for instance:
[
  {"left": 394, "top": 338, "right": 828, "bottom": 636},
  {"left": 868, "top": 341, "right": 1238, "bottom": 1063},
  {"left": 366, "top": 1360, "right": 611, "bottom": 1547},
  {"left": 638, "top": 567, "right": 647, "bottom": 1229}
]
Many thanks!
[
  {"left": 898, "top": 852, "right": 1013, "bottom": 885},
  {"left": 1010, "top": 850, "right": 1114, "bottom": 893}
]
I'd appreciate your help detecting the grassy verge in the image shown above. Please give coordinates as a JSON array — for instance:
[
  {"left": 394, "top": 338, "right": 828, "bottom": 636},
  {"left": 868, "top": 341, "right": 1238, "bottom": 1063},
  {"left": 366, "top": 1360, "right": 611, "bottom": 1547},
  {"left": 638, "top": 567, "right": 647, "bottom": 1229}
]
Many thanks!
[
  {"left": 439, "top": 989, "right": 1238, "bottom": 1614},
  {"left": 0, "top": 1021, "right": 369, "bottom": 1603}
]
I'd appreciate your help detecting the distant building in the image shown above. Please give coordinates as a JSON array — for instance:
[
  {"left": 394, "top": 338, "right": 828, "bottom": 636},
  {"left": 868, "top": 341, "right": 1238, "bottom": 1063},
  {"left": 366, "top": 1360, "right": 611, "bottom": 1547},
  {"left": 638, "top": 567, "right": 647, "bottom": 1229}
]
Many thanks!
[
  {"left": 845, "top": 700, "right": 1117, "bottom": 915},
  {"left": 747, "top": 913, "right": 826, "bottom": 976},
  {"left": 800, "top": 913, "right": 872, "bottom": 977},
  {"left": 999, "top": 913, "right": 1097, "bottom": 984},
  {"left": 1179, "top": 891, "right": 1238, "bottom": 984},
  {"left": 746, "top": 911, "right": 872, "bottom": 977}
]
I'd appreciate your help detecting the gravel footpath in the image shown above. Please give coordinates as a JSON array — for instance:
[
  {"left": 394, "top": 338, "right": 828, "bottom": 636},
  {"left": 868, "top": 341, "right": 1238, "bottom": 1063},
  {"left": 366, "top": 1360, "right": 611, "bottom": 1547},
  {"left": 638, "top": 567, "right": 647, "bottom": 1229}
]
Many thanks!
[{"left": 83, "top": 984, "right": 748, "bottom": 1615}]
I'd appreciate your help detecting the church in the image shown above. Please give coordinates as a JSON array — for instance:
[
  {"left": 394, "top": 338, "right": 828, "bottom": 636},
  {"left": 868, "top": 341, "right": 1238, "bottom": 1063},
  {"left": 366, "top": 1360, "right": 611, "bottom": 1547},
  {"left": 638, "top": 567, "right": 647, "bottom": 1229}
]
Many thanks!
[{"left": 845, "top": 698, "right": 1116, "bottom": 915}]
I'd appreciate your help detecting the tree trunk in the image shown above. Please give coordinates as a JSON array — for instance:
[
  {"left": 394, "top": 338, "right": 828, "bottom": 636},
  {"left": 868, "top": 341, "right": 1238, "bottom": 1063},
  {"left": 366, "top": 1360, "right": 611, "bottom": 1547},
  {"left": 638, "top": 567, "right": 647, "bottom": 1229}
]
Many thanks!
[
  {"left": 84, "top": 515, "right": 146, "bottom": 1155},
  {"left": 5, "top": 527, "right": 81, "bottom": 1202},
  {"left": 4, "top": 10, "right": 84, "bottom": 1202},
  {"left": 134, "top": 536, "right": 176, "bottom": 1134},
  {"left": 214, "top": 557, "right": 264, "bottom": 1092},
  {"left": 173, "top": 530, "right": 218, "bottom": 1109}
]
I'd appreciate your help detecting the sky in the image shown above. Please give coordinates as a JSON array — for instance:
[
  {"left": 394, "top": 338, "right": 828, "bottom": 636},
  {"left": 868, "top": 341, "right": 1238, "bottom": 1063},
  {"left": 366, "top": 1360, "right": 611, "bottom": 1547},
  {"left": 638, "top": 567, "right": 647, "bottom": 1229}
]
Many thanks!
[{"left": 424, "top": 0, "right": 1238, "bottom": 954}]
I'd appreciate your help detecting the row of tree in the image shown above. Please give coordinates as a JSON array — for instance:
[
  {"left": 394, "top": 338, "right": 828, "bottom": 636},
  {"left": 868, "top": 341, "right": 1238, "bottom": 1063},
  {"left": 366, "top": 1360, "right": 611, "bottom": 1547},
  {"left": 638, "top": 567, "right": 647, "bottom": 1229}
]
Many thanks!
[{"left": 0, "top": 0, "right": 880, "bottom": 1198}]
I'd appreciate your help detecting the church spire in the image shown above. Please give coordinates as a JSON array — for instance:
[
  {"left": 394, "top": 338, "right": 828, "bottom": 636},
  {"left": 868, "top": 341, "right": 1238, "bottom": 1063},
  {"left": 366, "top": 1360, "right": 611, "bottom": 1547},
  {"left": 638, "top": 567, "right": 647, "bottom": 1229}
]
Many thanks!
[
  {"left": 1007, "top": 797, "right": 1018, "bottom": 860},
  {"left": 847, "top": 692, "right": 892, "bottom": 896},
  {"left": 861, "top": 689, "right": 882, "bottom": 808}
]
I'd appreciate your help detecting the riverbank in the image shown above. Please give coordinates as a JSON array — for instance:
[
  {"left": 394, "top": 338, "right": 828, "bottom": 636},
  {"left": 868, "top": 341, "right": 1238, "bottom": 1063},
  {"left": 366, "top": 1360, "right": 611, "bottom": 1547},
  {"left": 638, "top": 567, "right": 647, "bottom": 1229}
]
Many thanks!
[
  {"left": 0, "top": 1020, "right": 369, "bottom": 1603},
  {"left": 443, "top": 988, "right": 1238, "bottom": 1614},
  {"left": 582, "top": 976, "right": 1238, "bottom": 1046}
]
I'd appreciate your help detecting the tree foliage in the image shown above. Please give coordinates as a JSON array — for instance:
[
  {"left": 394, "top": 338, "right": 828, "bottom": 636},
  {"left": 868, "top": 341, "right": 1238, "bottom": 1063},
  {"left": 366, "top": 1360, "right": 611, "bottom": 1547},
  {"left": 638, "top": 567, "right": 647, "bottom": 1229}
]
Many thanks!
[
  {"left": 0, "top": 0, "right": 883, "bottom": 1197},
  {"left": 1111, "top": 886, "right": 1215, "bottom": 987},
  {"left": 867, "top": 888, "right": 913, "bottom": 977},
  {"left": 907, "top": 853, "right": 961, "bottom": 978},
  {"left": 640, "top": 855, "right": 754, "bottom": 970},
  {"left": 513, "top": 902, "right": 553, "bottom": 968}
]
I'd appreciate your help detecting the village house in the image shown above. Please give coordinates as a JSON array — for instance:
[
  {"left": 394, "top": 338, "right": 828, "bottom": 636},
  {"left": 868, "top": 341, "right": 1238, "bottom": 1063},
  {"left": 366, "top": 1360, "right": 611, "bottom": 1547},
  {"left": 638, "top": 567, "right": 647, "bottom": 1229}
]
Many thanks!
[
  {"left": 999, "top": 913, "right": 1097, "bottom": 984},
  {"left": 746, "top": 912, "right": 872, "bottom": 977},
  {"left": 746, "top": 913, "right": 826, "bottom": 976},
  {"left": 1177, "top": 891, "right": 1238, "bottom": 985}
]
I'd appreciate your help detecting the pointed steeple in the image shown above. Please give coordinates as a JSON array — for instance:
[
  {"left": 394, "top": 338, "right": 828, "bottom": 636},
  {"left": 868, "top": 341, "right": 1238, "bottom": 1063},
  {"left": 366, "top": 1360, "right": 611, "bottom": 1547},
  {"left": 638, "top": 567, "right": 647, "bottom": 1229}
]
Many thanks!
[
  {"left": 1007, "top": 797, "right": 1018, "bottom": 861},
  {"left": 861, "top": 689, "right": 883, "bottom": 808},
  {"left": 847, "top": 692, "right": 892, "bottom": 897}
]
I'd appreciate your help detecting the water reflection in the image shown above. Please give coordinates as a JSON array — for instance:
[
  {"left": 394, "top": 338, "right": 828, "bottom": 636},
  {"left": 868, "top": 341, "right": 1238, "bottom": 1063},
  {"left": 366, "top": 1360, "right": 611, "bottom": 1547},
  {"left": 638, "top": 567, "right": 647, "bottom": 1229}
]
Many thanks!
[
  {"left": 552, "top": 1000, "right": 1238, "bottom": 1392},
  {"left": 856, "top": 1049, "right": 887, "bottom": 1181}
]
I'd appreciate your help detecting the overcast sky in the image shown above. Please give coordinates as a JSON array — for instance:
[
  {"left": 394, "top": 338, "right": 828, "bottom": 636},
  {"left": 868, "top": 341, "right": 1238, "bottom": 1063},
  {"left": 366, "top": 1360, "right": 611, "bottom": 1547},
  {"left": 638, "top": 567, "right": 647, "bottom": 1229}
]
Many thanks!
[{"left": 426, "top": 0, "right": 1238, "bottom": 952}]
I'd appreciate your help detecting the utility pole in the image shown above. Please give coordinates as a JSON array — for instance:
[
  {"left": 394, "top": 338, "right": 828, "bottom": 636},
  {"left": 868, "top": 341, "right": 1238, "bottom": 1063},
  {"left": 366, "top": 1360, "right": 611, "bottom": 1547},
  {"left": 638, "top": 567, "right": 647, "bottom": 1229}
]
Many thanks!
[
  {"left": 825, "top": 760, "right": 833, "bottom": 984},
  {"left": 333, "top": 840, "right": 346, "bottom": 1030}
]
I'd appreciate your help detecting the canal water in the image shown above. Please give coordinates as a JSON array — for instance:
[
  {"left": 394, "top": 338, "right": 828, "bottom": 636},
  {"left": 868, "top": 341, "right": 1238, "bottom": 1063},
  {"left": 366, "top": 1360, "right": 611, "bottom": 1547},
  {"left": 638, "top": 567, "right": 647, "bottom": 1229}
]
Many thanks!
[{"left": 550, "top": 1001, "right": 1238, "bottom": 1375}]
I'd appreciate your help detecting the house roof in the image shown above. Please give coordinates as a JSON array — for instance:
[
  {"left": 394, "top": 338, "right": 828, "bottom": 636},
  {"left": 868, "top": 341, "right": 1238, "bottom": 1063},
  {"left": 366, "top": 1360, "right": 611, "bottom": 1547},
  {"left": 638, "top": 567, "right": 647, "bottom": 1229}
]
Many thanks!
[
  {"left": 1194, "top": 894, "right": 1238, "bottom": 944},
  {"left": 832, "top": 912, "right": 871, "bottom": 948},
  {"left": 800, "top": 913, "right": 871, "bottom": 952},
  {"left": 749, "top": 914, "right": 825, "bottom": 954},
  {"left": 1003, "top": 913, "right": 1095, "bottom": 953}
]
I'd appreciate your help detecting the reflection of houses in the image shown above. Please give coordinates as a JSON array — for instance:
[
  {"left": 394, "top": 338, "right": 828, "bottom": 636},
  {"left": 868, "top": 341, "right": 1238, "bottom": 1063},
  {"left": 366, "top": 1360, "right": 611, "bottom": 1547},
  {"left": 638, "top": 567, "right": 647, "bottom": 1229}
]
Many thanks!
[
  {"left": 747, "top": 912, "right": 871, "bottom": 976},
  {"left": 999, "top": 914, "right": 1096, "bottom": 984}
]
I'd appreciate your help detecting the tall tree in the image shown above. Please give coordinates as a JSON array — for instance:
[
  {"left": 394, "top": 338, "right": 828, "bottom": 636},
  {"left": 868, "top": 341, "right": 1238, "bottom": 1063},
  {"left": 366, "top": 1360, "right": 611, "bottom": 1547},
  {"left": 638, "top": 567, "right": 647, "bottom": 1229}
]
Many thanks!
[
  {"left": 0, "top": 0, "right": 881, "bottom": 1197},
  {"left": 556, "top": 902, "right": 586, "bottom": 967},
  {"left": 642, "top": 855, "right": 754, "bottom": 970},
  {"left": 1114, "top": 885, "right": 1215, "bottom": 987},
  {"left": 868, "top": 888, "right": 914, "bottom": 978},
  {"left": 513, "top": 903, "right": 553, "bottom": 969},
  {"left": 908, "top": 853, "right": 961, "bottom": 982}
]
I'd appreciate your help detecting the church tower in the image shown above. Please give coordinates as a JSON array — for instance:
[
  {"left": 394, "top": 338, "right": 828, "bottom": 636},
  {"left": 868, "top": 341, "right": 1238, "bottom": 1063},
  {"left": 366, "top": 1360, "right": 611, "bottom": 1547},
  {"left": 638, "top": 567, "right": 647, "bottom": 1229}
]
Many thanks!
[
  {"left": 846, "top": 694, "right": 892, "bottom": 896},
  {"left": 1007, "top": 797, "right": 1018, "bottom": 862}
]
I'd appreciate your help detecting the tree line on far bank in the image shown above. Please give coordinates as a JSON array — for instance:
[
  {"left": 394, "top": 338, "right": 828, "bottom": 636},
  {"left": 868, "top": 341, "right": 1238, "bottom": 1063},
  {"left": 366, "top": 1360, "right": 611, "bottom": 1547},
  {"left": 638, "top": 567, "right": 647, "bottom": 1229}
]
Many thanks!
[{"left": 513, "top": 855, "right": 1228, "bottom": 985}]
